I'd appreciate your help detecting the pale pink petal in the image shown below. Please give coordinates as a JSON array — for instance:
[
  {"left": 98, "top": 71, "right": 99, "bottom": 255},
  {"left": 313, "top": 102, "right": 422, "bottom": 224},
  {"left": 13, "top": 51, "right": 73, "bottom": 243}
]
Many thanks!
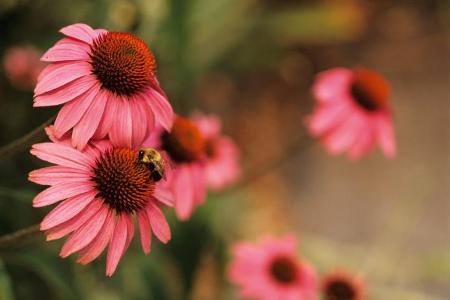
[
  {"left": 28, "top": 165, "right": 88, "bottom": 185},
  {"left": 312, "top": 68, "right": 352, "bottom": 104},
  {"left": 190, "top": 163, "right": 206, "bottom": 206},
  {"left": 52, "top": 37, "right": 92, "bottom": 51},
  {"left": 31, "top": 142, "right": 92, "bottom": 170},
  {"left": 93, "top": 91, "right": 117, "bottom": 139},
  {"left": 53, "top": 84, "right": 99, "bottom": 138},
  {"left": 153, "top": 185, "right": 174, "bottom": 207},
  {"left": 72, "top": 90, "right": 108, "bottom": 150},
  {"left": 173, "top": 165, "right": 195, "bottom": 220},
  {"left": 142, "top": 88, "right": 174, "bottom": 130},
  {"left": 129, "top": 98, "right": 148, "bottom": 149},
  {"left": 146, "top": 202, "right": 171, "bottom": 243},
  {"left": 322, "top": 112, "right": 365, "bottom": 155},
  {"left": 77, "top": 211, "right": 116, "bottom": 265},
  {"left": 45, "top": 199, "right": 103, "bottom": 240},
  {"left": 193, "top": 113, "right": 221, "bottom": 139},
  {"left": 136, "top": 96, "right": 155, "bottom": 138},
  {"left": 34, "top": 61, "right": 91, "bottom": 95},
  {"left": 59, "top": 23, "right": 98, "bottom": 44},
  {"left": 41, "top": 41, "right": 90, "bottom": 62},
  {"left": 109, "top": 98, "right": 133, "bottom": 148},
  {"left": 40, "top": 191, "right": 96, "bottom": 230},
  {"left": 33, "top": 76, "right": 96, "bottom": 107},
  {"left": 33, "top": 181, "right": 93, "bottom": 207},
  {"left": 106, "top": 214, "right": 128, "bottom": 277},
  {"left": 60, "top": 204, "right": 109, "bottom": 257},
  {"left": 138, "top": 210, "right": 152, "bottom": 254},
  {"left": 348, "top": 119, "right": 375, "bottom": 160},
  {"left": 307, "top": 102, "right": 352, "bottom": 137},
  {"left": 375, "top": 113, "right": 396, "bottom": 158},
  {"left": 94, "top": 29, "right": 108, "bottom": 37},
  {"left": 124, "top": 214, "right": 135, "bottom": 253}
]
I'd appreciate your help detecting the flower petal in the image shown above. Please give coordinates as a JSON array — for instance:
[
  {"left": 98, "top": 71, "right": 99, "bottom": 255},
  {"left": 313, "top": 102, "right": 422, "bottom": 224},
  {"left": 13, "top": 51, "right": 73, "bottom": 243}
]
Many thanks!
[
  {"left": 33, "top": 181, "right": 93, "bottom": 207},
  {"left": 106, "top": 214, "right": 128, "bottom": 277},
  {"left": 31, "top": 142, "right": 92, "bottom": 170},
  {"left": 375, "top": 113, "right": 396, "bottom": 158},
  {"left": 41, "top": 40, "right": 90, "bottom": 62},
  {"left": 28, "top": 165, "right": 88, "bottom": 186},
  {"left": 137, "top": 210, "right": 152, "bottom": 254},
  {"left": 59, "top": 23, "right": 98, "bottom": 44},
  {"left": 142, "top": 87, "right": 174, "bottom": 131},
  {"left": 109, "top": 98, "right": 133, "bottom": 148},
  {"left": 146, "top": 202, "right": 171, "bottom": 244},
  {"left": 153, "top": 185, "right": 174, "bottom": 207}
]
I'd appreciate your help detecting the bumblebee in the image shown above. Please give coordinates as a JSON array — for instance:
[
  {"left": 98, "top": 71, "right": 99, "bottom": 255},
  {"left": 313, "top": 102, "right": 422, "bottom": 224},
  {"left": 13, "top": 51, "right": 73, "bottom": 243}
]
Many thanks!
[{"left": 138, "top": 148, "right": 166, "bottom": 182}]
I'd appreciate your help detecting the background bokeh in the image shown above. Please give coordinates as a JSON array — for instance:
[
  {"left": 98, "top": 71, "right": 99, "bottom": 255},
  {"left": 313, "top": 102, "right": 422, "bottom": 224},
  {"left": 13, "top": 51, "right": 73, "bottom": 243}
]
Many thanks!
[{"left": 0, "top": 0, "right": 449, "bottom": 299}]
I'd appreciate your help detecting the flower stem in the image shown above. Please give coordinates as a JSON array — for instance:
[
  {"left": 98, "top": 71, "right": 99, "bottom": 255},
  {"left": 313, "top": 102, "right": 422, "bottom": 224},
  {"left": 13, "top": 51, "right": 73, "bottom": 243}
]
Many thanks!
[
  {"left": 0, "top": 115, "right": 55, "bottom": 160},
  {"left": 0, "top": 224, "right": 41, "bottom": 250}
]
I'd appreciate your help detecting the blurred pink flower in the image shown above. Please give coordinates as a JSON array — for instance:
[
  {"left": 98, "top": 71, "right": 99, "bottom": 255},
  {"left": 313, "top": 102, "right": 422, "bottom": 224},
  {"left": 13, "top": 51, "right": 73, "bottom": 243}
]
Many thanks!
[
  {"left": 3, "top": 46, "right": 45, "bottom": 90},
  {"left": 193, "top": 112, "right": 241, "bottom": 191},
  {"left": 228, "top": 235, "right": 318, "bottom": 300},
  {"left": 144, "top": 116, "right": 207, "bottom": 220},
  {"left": 307, "top": 67, "right": 396, "bottom": 160},
  {"left": 321, "top": 269, "right": 366, "bottom": 300},
  {"left": 34, "top": 23, "right": 174, "bottom": 150},
  {"left": 29, "top": 126, "right": 173, "bottom": 276}
]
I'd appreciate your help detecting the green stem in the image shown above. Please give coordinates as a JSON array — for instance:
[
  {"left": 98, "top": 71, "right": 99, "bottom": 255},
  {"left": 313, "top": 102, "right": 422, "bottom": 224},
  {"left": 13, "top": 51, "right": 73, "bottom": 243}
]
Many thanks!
[
  {"left": 0, "top": 224, "right": 40, "bottom": 250},
  {"left": 0, "top": 115, "right": 55, "bottom": 160}
]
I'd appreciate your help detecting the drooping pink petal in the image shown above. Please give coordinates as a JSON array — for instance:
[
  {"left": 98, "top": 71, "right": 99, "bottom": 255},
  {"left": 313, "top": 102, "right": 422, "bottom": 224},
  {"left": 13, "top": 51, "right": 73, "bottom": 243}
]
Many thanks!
[
  {"left": 322, "top": 112, "right": 365, "bottom": 155},
  {"left": 72, "top": 89, "right": 108, "bottom": 150},
  {"left": 374, "top": 113, "right": 396, "bottom": 158},
  {"left": 312, "top": 68, "right": 352, "bottom": 104},
  {"left": 106, "top": 214, "right": 128, "bottom": 277},
  {"left": 31, "top": 142, "right": 92, "bottom": 170},
  {"left": 59, "top": 23, "right": 98, "bottom": 45},
  {"left": 45, "top": 199, "right": 103, "bottom": 240},
  {"left": 53, "top": 84, "right": 99, "bottom": 138},
  {"left": 77, "top": 211, "right": 116, "bottom": 265},
  {"left": 41, "top": 41, "right": 90, "bottom": 62},
  {"left": 153, "top": 186, "right": 174, "bottom": 207},
  {"left": 28, "top": 165, "right": 88, "bottom": 186},
  {"left": 33, "top": 75, "right": 96, "bottom": 107},
  {"left": 173, "top": 165, "right": 195, "bottom": 220},
  {"left": 307, "top": 102, "right": 352, "bottom": 137},
  {"left": 93, "top": 91, "right": 117, "bottom": 139},
  {"left": 34, "top": 61, "right": 91, "bottom": 95},
  {"left": 190, "top": 163, "right": 206, "bottom": 206},
  {"left": 137, "top": 210, "right": 152, "bottom": 254},
  {"left": 33, "top": 181, "right": 93, "bottom": 207},
  {"left": 142, "top": 88, "right": 174, "bottom": 131},
  {"left": 348, "top": 118, "right": 375, "bottom": 160},
  {"left": 40, "top": 190, "right": 96, "bottom": 230},
  {"left": 129, "top": 98, "right": 148, "bottom": 149},
  {"left": 136, "top": 95, "right": 155, "bottom": 138},
  {"left": 146, "top": 202, "right": 171, "bottom": 244},
  {"left": 193, "top": 113, "right": 221, "bottom": 139},
  {"left": 60, "top": 204, "right": 109, "bottom": 257},
  {"left": 109, "top": 98, "right": 133, "bottom": 148},
  {"left": 124, "top": 214, "right": 135, "bottom": 253}
]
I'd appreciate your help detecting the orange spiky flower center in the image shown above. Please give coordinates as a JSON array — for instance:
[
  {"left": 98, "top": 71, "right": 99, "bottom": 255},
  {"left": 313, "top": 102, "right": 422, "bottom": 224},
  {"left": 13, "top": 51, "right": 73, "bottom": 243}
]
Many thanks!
[
  {"left": 350, "top": 68, "right": 390, "bottom": 112},
  {"left": 92, "top": 148, "right": 154, "bottom": 213},
  {"left": 90, "top": 32, "right": 156, "bottom": 96},
  {"left": 269, "top": 255, "right": 298, "bottom": 284},
  {"left": 161, "top": 117, "right": 206, "bottom": 163}
]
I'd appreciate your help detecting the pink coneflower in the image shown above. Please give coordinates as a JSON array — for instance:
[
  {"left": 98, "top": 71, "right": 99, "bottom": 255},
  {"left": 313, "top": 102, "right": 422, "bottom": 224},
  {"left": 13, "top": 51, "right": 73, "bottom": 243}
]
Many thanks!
[
  {"left": 193, "top": 112, "right": 241, "bottom": 191},
  {"left": 228, "top": 235, "right": 318, "bottom": 300},
  {"left": 34, "top": 23, "right": 174, "bottom": 150},
  {"left": 3, "top": 46, "right": 45, "bottom": 90},
  {"left": 144, "top": 116, "right": 207, "bottom": 220},
  {"left": 29, "top": 127, "right": 173, "bottom": 276},
  {"left": 321, "top": 270, "right": 366, "bottom": 300},
  {"left": 307, "top": 67, "right": 396, "bottom": 160}
]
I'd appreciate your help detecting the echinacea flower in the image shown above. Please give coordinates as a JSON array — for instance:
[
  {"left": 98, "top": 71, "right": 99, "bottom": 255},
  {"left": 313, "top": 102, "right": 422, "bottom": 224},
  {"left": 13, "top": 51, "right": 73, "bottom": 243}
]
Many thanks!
[
  {"left": 228, "top": 235, "right": 318, "bottom": 300},
  {"left": 34, "top": 23, "right": 174, "bottom": 150},
  {"left": 321, "top": 269, "right": 366, "bottom": 300},
  {"left": 3, "top": 46, "right": 45, "bottom": 90},
  {"left": 144, "top": 116, "right": 207, "bottom": 220},
  {"left": 307, "top": 67, "right": 396, "bottom": 160},
  {"left": 29, "top": 127, "right": 173, "bottom": 276},
  {"left": 193, "top": 112, "right": 241, "bottom": 190}
]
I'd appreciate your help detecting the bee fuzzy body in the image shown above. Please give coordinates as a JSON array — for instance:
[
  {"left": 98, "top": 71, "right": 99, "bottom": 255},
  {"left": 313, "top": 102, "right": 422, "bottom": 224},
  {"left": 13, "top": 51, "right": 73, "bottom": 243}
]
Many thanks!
[{"left": 138, "top": 148, "right": 166, "bottom": 182}]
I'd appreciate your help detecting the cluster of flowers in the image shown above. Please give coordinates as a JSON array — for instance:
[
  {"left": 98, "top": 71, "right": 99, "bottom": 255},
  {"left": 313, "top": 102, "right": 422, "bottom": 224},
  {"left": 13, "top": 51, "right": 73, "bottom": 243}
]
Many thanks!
[
  {"left": 25, "top": 22, "right": 396, "bottom": 298},
  {"left": 228, "top": 235, "right": 366, "bottom": 300},
  {"left": 28, "top": 24, "right": 240, "bottom": 276}
]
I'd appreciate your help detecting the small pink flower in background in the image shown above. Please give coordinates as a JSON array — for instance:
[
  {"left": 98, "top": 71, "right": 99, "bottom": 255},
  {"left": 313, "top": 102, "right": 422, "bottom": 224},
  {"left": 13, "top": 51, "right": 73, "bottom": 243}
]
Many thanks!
[
  {"left": 3, "top": 46, "right": 45, "bottom": 90},
  {"left": 321, "top": 269, "right": 366, "bottom": 300},
  {"left": 193, "top": 112, "right": 241, "bottom": 191},
  {"left": 29, "top": 127, "right": 173, "bottom": 276},
  {"left": 307, "top": 67, "right": 396, "bottom": 160},
  {"left": 228, "top": 235, "right": 318, "bottom": 300},
  {"left": 33, "top": 23, "right": 174, "bottom": 150},
  {"left": 145, "top": 116, "right": 207, "bottom": 220}
]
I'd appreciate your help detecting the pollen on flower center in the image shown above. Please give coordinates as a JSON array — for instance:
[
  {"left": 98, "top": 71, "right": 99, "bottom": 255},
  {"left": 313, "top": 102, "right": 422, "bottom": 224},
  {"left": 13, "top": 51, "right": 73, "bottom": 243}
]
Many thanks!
[
  {"left": 161, "top": 117, "right": 205, "bottom": 163},
  {"left": 92, "top": 148, "right": 154, "bottom": 213},
  {"left": 90, "top": 32, "right": 156, "bottom": 96},
  {"left": 350, "top": 68, "right": 390, "bottom": 112},
  {"left": 269, "top": 256, "right": 298, "bottom": 284},
  {"left": 325, "top": 280, "right": 355, "bottom": 300}
]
